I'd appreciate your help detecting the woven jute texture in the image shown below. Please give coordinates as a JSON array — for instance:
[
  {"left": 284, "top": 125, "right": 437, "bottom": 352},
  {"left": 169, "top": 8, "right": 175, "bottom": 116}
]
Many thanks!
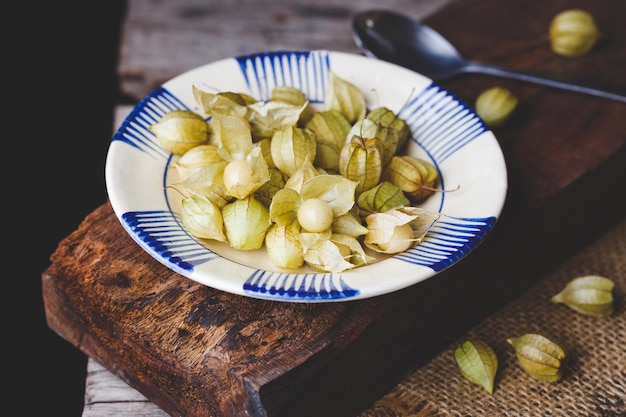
[{"left": 361, "top": 219, "right": 625, "bottom": 417}]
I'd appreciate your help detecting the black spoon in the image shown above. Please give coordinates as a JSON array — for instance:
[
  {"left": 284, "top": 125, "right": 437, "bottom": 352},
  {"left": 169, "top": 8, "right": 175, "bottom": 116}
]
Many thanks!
[{"left": 352, "top": 9, "right": 626, "bottom": 103}]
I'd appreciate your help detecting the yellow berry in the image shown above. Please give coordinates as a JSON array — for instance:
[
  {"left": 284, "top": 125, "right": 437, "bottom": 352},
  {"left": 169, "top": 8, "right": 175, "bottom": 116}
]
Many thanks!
[{"left": 297, "top": 198, "right": 333, "bottom": 233}]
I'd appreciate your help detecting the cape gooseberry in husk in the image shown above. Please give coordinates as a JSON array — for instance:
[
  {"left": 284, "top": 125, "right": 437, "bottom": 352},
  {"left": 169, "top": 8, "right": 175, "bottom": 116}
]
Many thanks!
[
  {"left": 221, "top": 195, "right": 271, "bottom": 250},
  {"left": 339, "top": 135, "right": 384, "bottom": 195},
  {"left": 149, "top": 110, "right": 210, "bottom": 155},
  {"left": 366, "top": 107, "right": 411, "bottom": 165},
  {"left": 507, "top": 333, "right": 568, "bottom": 382},
  {"left": 192, "top": 86, "right": 250, "bottom": 118},
  {"left": 270, "top": 85, "right": 316, "bottom": 125},
  {"left": 265, "top": 222, "right": 305, "bottom": 269},
  {"left": 549, "top": 9, "right": 602, "bottom": 57},
  {"left": 173, "top": 144, "right": 222, "bottom": 181},
  {"left": 270, "top": 126, "right": 317, "bottom": 177},
  {"left": 551, "top": 275, "right": 615, "bottom": 317},
  {"left": 253, "top": 167, "right": 287, "bottom": 208},
  {"left": 454, "top": 339, "right": 498, "bottom": 394},
  {"left": 475, "top": 86, "right": 518, "bottom": 128},
  {"left": 363, "top": 206, "right": 437, "bottom": 255},
  {"left": 305, "top": 110, "right": 352, "bottom": 172},
  {"left": 181, "top": 193, "right": 227, "bottom": 243},
  {"left": 356, "top": 181, "right": 410, "bottom": 218},
  {"left": 324, "top": 71, "right": 367, "bottom": 124},
  {"left": 382, "top": 155, "right": 439, "bottom": 203}
]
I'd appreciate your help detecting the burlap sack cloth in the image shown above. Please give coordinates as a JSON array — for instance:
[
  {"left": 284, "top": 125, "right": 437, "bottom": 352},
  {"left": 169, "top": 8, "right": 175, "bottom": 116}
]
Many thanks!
[{"left": 360, "top": 219, "right": 625, "bottom": 417}]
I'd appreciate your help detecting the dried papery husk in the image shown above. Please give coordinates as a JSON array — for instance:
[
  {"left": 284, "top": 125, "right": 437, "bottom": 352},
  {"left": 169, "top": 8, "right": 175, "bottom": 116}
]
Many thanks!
[
  {"left": 454, "top": 339, "right": 498, "bottom": 394},
  {"left": 299, "top": 174, "right": 358, "bottom": 219},
  {"left": 210, "top": 113, "right": 253, "bottom": 157},
  {"left": 269, "top": 187, "right": 301, "bottom": 226},
  {"left": 339, "top": 135, "right": 384, "bottom": 195},
  {"left": 222, "top": 195, "right": 271, "bottom": 250},
  {"left": 283, "top": 156, "right": 319, "bottom": 193},
  {"left": 149, "top": 110, "right": 210, "bottom": 155},
  {"left": 364, "top": 206, "right": 439, "bottom": 254},
  {"left": 346, "top": 118, "right": 379, "bottom": 140},
  {"left": 219, "top": 91, "right": 257, "bottom": 106},
  {"left": 475, "top": 86, "right": 518, "bottom": 128},
  {"left": 181, "top": 193, "right": 227, "bottom": 242},
  {"left": 247, "top": 100, "right": 309, "bottom": 141},
  {"left": 549, "top": 9, "right": 602, "bottom": 57},
  {"left": 222, "top": 147, "right": 270, "bottom": 200},
  {"left": 366, "top": 107, "right": 411, "bottom": 165},
  {"left": 253, "top": 167, "right": 287, "bottom": 208},
  {"left": 270, "top": 85, "right": 316, "bottom": 125},
  {"left": 324, "top": 71, "right": 367, "bottom": 124},
  {"left": 192, "top": 84, "right": 249, "bottom": 117},
  {"left": 364, "top": 208, "right": 418, "bottom": 254},
  {"left": 507, "top": 333, "right": 568, "bottom": 382},
  {"left": 256, "top": 138, "right": 276, "bottom": 168},
  {"left": 372, "top": 222, "right": 414, "bottom": 253},
  {"left": 298, "top": 226, "right": 332, "bottom": 251},
  {"left": 173, "top": 144, "right": 223, "bottom": 181},
  {"left": 383, "top": 155, "right": 439, "bottom": 203},
  {"left": 302, "top": 233, "right": 372, "bottom": 273},
  {"left": 346, "top": 118, "right": 398, "bottom": 168},
  {"left": 551, "top": 275, "right": 614, "bottom": 317},
  {"left": 303, "top": 238, "right": 354, "bottom": 273},
  {"left": 171, "top": 161, "right": 230, "bottom": 209},
  {"left": 265, "top": 221, "right": 304, "bottom": 269},
  {"left": 305, "top": 110, "right": 352, "bottom": 172},
  {"left": 331, "top": 211, "right": 369, "bottom": 238},
  {"left": 357, "top": 181, "right": 410, "bottom": 218},
  {"left": 270, "top": 126, "right": 317, "bottom": 177},
  {"left": 331, "top": 233, "right": 375, "bottom": 267},
  {"left": 406, "top": 207, "right": 440, "bottom": 240}
]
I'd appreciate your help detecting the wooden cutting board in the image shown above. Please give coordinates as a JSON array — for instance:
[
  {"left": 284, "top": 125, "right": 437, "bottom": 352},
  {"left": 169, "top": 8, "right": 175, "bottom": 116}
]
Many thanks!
[{"left": 43, "top": 0, "right": 625, "bottom": 416}]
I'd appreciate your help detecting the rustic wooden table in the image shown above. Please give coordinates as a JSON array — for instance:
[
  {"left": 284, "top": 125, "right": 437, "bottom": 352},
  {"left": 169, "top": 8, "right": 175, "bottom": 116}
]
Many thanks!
[{"left": 42, "top": 0, "right": 625, "bottom": 415}]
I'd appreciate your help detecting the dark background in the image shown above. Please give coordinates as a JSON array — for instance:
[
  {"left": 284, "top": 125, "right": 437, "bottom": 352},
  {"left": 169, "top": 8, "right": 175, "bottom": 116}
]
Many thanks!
[{"left": 13, "top": 1, "right": 129, "bottom": 415}]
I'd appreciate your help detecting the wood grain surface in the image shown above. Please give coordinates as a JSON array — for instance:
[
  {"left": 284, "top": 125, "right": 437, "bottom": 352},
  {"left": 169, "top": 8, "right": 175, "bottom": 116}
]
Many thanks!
[
  {"left": 117, "top": 0, "right": 456, "bottom": 101},
  {"left": 44, "top": 0, "right": 625, "bottom": 416}
]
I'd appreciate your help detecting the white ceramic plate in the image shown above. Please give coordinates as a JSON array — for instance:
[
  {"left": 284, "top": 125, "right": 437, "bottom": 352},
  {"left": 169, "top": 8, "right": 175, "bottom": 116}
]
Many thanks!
[{"left": 105, "top": 50, "right": 507, "bottom": 303}]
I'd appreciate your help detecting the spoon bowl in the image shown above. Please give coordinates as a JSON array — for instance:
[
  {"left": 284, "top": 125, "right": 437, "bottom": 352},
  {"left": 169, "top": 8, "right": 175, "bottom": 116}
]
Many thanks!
[
  {"left": 353, "top": 9, "right": 467, "bottom": 80},
  {"left": 352, "top": 10, "right": 626, "bottom": 103}
]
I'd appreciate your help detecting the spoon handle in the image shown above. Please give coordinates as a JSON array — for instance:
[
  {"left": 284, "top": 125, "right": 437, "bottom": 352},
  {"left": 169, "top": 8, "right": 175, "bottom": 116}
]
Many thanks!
[{"left": 464, "top": 62, "right": 626, "bottom": 103}]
